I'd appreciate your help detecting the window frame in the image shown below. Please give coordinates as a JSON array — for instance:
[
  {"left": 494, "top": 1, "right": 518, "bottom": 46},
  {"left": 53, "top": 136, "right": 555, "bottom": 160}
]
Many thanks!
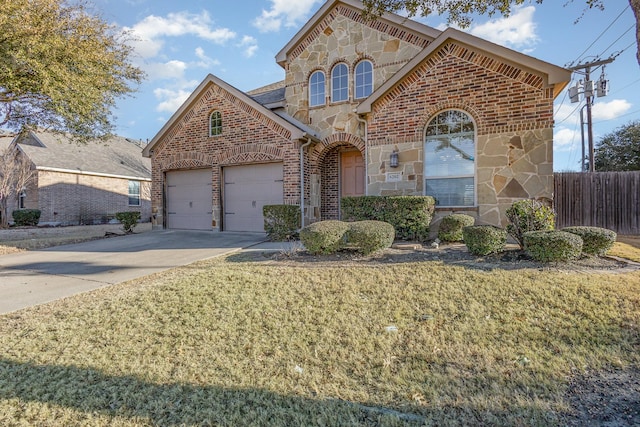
[
  {"left": 209, "top": 110, "right": 222, "bottom": 137},
  {"left": 331, "top": 63, "right": 349, "bottom": 103},
  {"left": 128, "top": 180, "right": 141, "bottom": 206},
  {"left": 423, "top": 109, "right": 477, "bottom": 208},
  {"left": 354, "top": 60, "right": 373, "bottom": 99},
  {"left": 309, "top": 70, "right": 326, "bottom": 107},
  {"left": 18, "top": 190, "right": 26, "bottom": 209}
]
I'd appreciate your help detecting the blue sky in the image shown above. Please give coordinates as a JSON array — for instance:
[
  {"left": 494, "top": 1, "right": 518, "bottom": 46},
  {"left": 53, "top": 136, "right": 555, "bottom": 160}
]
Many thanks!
[{"left": 93, "top": 0, "right": 639, "bottom": 172}]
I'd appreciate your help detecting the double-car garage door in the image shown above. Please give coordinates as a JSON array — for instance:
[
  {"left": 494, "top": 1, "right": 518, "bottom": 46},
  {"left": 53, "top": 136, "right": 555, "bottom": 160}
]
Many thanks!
[{"left": 165, "top": 163, "right": 283, "bottom": 232}]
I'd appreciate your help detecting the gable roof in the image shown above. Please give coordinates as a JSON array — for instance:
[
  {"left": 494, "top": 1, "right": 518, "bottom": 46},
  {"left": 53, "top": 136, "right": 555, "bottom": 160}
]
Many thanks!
[
  {"left": 143, "top": 74, "right": 320, "bottom": 158},
  {"left": 275, "top": 0, "right": 441, "bottom": 67},
  {"left": 0, "top": 135, "right": 15, "bottom": 152},
  {"left": 357, "top": 27, "right": 571, "bottom": 114},
  {"left": 17, "top": 131, "right": 151, "bottom": 180}
]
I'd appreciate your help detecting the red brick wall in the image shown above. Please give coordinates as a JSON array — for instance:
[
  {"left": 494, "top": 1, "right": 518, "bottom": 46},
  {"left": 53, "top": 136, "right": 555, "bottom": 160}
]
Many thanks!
[{"left": 150, "top": 82, "right": 301, "bottom": 227}]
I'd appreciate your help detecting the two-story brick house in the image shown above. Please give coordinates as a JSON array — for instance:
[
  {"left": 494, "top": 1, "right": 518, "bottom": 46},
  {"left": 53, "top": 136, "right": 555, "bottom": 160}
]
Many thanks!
[{"left": 143, "top": 0, "right": 571, "bottom": 232}]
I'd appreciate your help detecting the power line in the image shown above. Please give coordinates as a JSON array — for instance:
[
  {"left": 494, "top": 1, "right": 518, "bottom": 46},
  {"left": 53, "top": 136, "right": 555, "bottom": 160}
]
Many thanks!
[
  {"left": 597, "top": 24, "right": 636, "bottom": 58},
  {"left": 570, "top": 4, "right": 630, "bottom": 65}
]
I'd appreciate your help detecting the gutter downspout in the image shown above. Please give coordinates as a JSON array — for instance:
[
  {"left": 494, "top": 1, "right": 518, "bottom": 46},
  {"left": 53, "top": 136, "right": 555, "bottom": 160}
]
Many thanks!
[
  {"left": 355, "top": 114, "right": 369, "bottom": 196},
  {"left": 300, "top": 137, "right": 313, "bottom": 228}
]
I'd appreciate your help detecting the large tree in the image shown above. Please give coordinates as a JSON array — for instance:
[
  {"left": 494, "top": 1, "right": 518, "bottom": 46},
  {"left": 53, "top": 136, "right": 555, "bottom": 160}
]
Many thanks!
[
  {"left": 0, "top": 145, "right": 36, "bottom": 228},
  {"left": 0, "top": 0, "right": 144, "bottom": 139},
  {"left": 362, "top": 0, "right": 640, "bottom": 66},
  {"left": 594, "top": 120, "right": 640, "bottom": 171}
]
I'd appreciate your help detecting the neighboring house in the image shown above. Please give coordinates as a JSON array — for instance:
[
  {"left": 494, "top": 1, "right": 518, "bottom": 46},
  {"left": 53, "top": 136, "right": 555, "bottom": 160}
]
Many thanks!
[
  {"left": 6, "top": 130, "right": 151, "bottom": 226},
  {"left": 143, "top": 0, "right": 571, "bottom": 232}
]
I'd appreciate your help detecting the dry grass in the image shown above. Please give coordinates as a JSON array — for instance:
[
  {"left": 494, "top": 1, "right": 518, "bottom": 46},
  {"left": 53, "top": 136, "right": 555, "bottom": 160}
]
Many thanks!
[{"left": 1, "top": 248, "right": 639, "bottom": 426}]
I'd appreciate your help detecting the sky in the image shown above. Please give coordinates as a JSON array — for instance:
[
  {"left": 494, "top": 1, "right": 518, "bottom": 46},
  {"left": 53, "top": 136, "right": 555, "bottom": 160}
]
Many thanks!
[{"left": 91, "top": 0, "right": 639, "bottom": 172}]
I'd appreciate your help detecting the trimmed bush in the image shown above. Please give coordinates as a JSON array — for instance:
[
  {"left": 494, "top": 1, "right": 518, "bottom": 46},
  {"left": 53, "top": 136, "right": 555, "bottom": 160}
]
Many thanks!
[
  {"left": 506, "top": 199, "right": 555, "bottom": 249},
  {"left": 562, "top": 226, "right": 617, "bottom": 256},
  {"left": 463, "top": 225, "right": 507, "bottom": 256},
  {"left": 438, "top": 214, "right": 475, "bottom": 242},
  {"left": 300, "top": 220, "right": 349, "bottom": 255},
  {"left": 523, "top": 230, "right": 583, "bottom": 262},
  {"left": 263, "top": 204, "right": 301, "bottom": 241},
  {"left": 341, "top": 195, "right": 435, "bottom": 241},
  {"left": 346, "top": 220, "right": 395, "bottom": 255},
  {"left": 115, "top": 211, "right": 141, "bottom": 234},
  {"left": 12, "top": 209, "right": 41, "bottom": 226}
]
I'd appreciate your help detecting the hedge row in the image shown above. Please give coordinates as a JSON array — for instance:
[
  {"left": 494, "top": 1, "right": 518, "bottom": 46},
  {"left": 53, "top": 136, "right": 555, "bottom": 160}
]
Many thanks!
[
  {"left": 300, "top": 220, "right": 395, "bottom": 255},
  {"left": 341, "top": 196, "right": 435, "bottom": 241}
]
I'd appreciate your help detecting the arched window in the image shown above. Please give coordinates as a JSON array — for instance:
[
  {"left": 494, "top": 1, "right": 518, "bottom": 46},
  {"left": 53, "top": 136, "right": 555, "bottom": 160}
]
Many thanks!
[
  {"left": 331, "top": 63, "right": 348, "bottom": 103},
  {"left": 424, "top": 110, "right": 476, "bottom": 207},
  {"left": 209, "top": 111, "right": 222, "bottom": 136},
  {"left": 309, "top": 71, "right": 325, "bottom": 107},
  {"left": 354, "top": 60, "right": 373, "bottom": 99}
]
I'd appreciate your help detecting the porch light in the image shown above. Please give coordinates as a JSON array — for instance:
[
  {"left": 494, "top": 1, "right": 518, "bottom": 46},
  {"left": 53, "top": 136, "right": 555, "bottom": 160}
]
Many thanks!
[{"left": 389, "top": 147, "right": 399, "bottom": 168}]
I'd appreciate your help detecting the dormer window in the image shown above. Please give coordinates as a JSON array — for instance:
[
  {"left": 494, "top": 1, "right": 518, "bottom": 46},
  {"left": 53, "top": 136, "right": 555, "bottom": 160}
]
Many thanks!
[
  {"left": 354, "top": 60, "right": 373, "bottom": 99},
  {"left": 309, "top": 71, "right": 325, "bottom": 107},
  {"left": 331, "top": 63, "right": 348, "bottom": 103},
  {"left": 209, "top": 111, "right": 222, "bottom": 136}
]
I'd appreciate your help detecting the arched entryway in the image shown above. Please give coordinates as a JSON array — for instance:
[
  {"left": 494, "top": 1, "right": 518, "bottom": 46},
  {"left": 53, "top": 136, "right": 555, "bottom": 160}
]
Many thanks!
[{"left": 310, "top": 134, "right": 366, "bottom": 221}]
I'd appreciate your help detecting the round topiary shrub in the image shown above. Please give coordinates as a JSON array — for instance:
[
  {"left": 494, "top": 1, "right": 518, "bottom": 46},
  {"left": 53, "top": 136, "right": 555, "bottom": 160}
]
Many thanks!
[
  {"left": 438, "top": 214, "right": 475, "bottom": 242},
  {"left": 300, "top": 220, "right": 349, "bottom": 255},
  {"left": 523, "top": 230, "right": 583, "bottom": 262},
  {"left": 562, "top": 226, "right": 617, "bottom": 256},
  {"left": 506, "top": 199, "right": 555, "bottom": 249},
  {"left": 462, "top": 225, "right": 507, "bottom": 256},
  {"left": 346, "top": 220, "right": 395, "bottom": 255}
]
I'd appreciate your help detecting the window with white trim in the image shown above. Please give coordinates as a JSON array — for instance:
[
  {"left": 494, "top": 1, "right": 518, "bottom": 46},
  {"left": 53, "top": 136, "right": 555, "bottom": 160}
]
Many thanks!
[
  {"left": 128, "top": 180, "right": 141, "bottom": 206},
  {"left": 331, "top": 63, "right": 348, "bottom": 103},
  {"left": 309, "top": 70, "right": 325, "bottom": 107},
  {"left": 354, "top": 60, "right": 373, "bottom": 99},
  {"left": 424, "top": 110, "right": 476, "bottom": 207},
  {"left": 209, "top": 111, "right": 222, "bottom": 136}
]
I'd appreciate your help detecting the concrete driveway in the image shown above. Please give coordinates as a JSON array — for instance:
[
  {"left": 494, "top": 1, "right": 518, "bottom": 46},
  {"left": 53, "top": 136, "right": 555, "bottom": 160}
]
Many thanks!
[{"left": 0, "top": 230, "right": 267, "bottom": 314}]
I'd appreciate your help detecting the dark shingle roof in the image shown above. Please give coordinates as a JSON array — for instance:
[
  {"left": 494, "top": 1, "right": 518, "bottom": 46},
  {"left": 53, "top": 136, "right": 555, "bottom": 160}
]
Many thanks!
[
  {"left": 18, "top": 131, "right": 151, "bottom": 180},
  {"left": 251, "top": 87, "right": 286, "bottom": 107}
]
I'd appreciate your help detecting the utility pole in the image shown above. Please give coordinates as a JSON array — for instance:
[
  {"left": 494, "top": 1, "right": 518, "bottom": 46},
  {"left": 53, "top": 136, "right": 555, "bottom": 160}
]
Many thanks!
[{"left": 567, "top": 56, "right": 615, "bottom": 172}]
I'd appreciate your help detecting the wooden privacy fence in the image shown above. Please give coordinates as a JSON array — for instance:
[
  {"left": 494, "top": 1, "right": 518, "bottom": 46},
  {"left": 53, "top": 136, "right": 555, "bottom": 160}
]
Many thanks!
[{"left": 554, "top": 171, "right": 640, "bottom": 235}]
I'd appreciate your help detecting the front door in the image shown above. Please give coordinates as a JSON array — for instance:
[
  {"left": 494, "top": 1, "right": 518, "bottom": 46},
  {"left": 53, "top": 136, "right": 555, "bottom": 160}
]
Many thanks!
[{"left": 341, "top": 151, "right": 365, "bottom": 197}]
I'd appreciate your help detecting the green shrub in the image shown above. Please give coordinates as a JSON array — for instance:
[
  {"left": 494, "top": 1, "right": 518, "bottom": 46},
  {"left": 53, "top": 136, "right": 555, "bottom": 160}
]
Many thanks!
[
  {"left": 300, "top": 220, "right": 349, "bottom": 255},
  {"left": 438, "top": 214, "right": 475, "bottom": 242},
  {"left": 341, "top": 195, "right": 435, "bottom": 241},
  {"left": 463, "top": 225, "right": 507, "bottom": 256},
  {"left": 115, "top": 211, "right": 141, "bottom": 234},
  {"left": 523, "top": 230, "right": 583, "bottom": 262},
  {"left": 12, "top": 209, "right": 41, "bottom": 226},
  {"left": 263, "top": 204, "right": 300, "bottom": 241},
  {"left": 562, "top": 226, "right": 617, "bottom": 256},
  {"left": 506, "top": 199, "right": 555, "bottom": 249},
  {"left": 346, "top": 220, "right": 395, "bottom": 255}
]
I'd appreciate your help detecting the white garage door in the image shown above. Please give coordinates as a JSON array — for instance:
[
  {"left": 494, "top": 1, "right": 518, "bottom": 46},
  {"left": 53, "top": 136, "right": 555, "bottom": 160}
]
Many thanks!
[
  {"left": 166, "top": 169, "right": 213, "bottom": 230},
  {"left": 224, "top": 163, "right": 284, "bottom": 232}
]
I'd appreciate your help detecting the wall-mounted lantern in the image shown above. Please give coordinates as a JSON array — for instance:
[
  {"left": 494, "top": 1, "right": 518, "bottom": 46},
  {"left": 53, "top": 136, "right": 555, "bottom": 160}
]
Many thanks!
[{"left": 389, "top": 147, "right": 399, "bottom": 168}]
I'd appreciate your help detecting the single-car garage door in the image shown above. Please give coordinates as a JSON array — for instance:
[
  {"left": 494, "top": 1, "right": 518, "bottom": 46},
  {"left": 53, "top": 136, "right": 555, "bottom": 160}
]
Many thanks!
[
  {"left": 166, "top": 169, "right": 213, "bottom": 230},
  {"left": 224, "top": 163, "right": 284, "bottom": 232}
]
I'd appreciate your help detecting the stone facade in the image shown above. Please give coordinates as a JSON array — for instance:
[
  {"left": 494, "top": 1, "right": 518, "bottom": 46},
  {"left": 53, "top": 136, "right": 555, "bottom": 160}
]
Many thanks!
[{"left": 145, "top": 0, "right": 569, "bottom": 232}]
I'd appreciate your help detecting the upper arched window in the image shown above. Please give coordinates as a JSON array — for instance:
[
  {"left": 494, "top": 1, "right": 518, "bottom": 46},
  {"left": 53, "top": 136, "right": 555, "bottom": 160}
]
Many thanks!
[
  {"left": 309, "top": 71, "right": 325, "bottom": 107},
  {"left": 424, "top": 110, "right": 476, "bottom": 207},
  {"left": 354, "top": 60, "right": 373, "bottom": 99},
  {"left": 331, "top": 63, "right": 349, "bottom": 103},
  {"left": 209, "top": 111, "right": 222, "bottom": 136}
]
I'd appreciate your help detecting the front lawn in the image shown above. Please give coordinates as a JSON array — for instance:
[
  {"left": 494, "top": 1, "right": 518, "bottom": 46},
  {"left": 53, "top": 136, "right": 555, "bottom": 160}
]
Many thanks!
[{"left": 0, "top": 248, "right": 639, "bottom": 426}]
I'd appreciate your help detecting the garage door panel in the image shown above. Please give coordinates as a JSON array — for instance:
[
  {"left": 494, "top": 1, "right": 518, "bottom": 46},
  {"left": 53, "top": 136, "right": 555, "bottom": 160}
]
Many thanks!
[
  {"left": 224, "top": 163, "right": 283, "bottom": 232},
  {"left": 166, "top": 169, "right": 213, "bottom": 230}
]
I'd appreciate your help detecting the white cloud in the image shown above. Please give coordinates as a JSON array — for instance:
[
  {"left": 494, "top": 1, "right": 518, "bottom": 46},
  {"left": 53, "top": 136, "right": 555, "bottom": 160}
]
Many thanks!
[
  {"left": 145, "top": 60, "right": 188, "bottom": 80},
  {"left": 153, "top": 80, "right": 199, "bottom": 114},
  {"left": 469, "top": 6, "right": 538, "bottom": 49},
  {"left": 554, "top": 127, "right": 581, "bottom": 151},
  {"left": 194, "top": 47, "right": 221, "bottom": 68},
  {"left": 126, "top": 11, "right": 236, "bottom": 59},
  {"left": 592, "top": 99, "right": 632, "bottom": 121},
  {"left": 253, "top": 0, "right": 322, "bottom": 32},
  {"left": 238, "top": 36, "right": 259, "bottom": 58}
]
